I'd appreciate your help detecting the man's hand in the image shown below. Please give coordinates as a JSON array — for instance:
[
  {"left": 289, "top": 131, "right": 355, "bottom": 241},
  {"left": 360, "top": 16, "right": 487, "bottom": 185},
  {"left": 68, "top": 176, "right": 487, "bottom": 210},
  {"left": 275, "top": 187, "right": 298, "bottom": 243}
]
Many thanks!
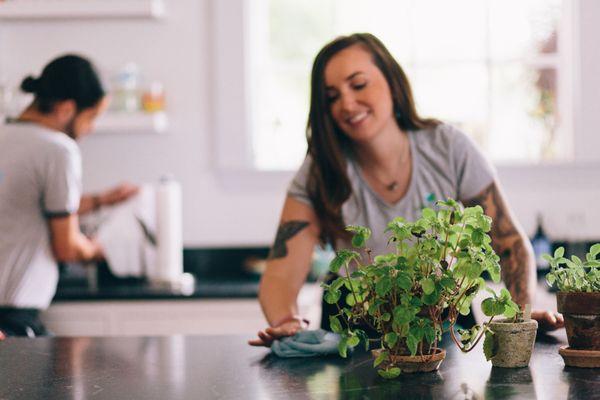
[
  {"left": 99, "top": 183, "right": 139, "bottom": 207},
  {"left": 248, "top": 320, "right": 302, "bottom": 347},
  {"left": 532, "top": 310, "right": 564, "bottom": 332},
  {"left": 0, "top": 330, "right": 5, "bottom": 341}
]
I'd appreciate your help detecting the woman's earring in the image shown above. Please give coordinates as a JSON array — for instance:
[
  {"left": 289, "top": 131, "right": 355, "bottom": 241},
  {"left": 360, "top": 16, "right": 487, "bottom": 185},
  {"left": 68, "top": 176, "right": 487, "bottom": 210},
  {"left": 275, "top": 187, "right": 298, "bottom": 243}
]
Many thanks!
[{"left": 395, "top": 109, "right": 402, "bottom": 120}]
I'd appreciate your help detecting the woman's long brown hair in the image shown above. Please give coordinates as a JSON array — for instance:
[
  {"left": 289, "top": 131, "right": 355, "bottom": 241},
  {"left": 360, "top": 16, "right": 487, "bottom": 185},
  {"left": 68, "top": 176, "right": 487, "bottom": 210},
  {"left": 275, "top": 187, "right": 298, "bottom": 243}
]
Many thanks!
[{"left": 306, "top": 33, "right": 439, "bottom": 246}]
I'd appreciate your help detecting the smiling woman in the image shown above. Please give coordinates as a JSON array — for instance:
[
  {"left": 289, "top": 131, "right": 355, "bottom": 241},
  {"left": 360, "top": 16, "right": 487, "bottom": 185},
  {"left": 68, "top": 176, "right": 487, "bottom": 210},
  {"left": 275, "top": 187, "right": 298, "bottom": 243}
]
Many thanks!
[{"left": 249, "top": 33, "right": 563, "bottom": 349}]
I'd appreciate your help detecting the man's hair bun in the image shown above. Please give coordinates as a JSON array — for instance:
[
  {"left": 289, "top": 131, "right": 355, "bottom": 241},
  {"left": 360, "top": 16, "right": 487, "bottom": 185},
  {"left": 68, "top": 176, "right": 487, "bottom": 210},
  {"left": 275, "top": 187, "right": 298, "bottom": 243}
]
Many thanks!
[{"left": 20, "top": 76, "right": 39, "bottom": 94}]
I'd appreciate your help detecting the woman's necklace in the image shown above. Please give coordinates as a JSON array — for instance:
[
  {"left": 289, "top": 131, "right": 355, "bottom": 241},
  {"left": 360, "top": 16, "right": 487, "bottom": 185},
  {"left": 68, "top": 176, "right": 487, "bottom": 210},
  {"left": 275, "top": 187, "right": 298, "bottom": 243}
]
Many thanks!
[{"left": 365, "top": 146, "right": 410, "bottom": 192}]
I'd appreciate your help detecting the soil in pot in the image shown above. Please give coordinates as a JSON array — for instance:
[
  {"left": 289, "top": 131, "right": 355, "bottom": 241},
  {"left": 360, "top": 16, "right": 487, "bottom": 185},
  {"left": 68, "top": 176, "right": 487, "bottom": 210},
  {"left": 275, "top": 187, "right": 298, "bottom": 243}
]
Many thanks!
[
  {"left": 556, "top": 292, "right": 600, "bottom": 351},
  {"left": 372, "top": 348, "right": 446, "bottom": 373},
  {"left": 488, "top": 319, "right": 537, "bottom": 368}
]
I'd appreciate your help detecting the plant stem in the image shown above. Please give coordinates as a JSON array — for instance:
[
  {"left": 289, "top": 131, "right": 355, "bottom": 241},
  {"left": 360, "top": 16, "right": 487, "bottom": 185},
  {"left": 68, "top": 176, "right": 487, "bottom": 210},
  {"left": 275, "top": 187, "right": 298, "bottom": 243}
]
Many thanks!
[
  {"left": 447, "top": 222, "right": 466, "bottom": 270},
  {"left": 449, "top": 316, "right": 495, "bottom": 353},
  {"left": 451, "top": 282, "right": 475, "bottom": 310},
  {"left": 344, "top": 259, "right": 360, "bottom": 309}
]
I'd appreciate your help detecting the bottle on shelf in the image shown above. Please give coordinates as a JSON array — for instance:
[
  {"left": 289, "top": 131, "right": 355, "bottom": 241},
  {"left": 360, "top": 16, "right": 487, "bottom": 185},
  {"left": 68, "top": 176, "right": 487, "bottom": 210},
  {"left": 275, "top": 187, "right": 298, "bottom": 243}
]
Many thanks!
[{"left": 531, "top": 214, "right": 551, "bottom": 274}]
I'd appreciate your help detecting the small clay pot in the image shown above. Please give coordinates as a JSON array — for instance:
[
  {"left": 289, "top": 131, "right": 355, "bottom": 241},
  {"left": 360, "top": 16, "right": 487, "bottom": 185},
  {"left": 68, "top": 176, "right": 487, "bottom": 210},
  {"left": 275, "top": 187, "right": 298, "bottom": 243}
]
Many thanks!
[
  {"left": 372, "top": 348, "right": 446, "bottom": 373},
  {"left": 556, "top": 292, "right": 600, "bottom": 351},
  {"left": 488, "top": 319, "right": 538, "bottom": 368}
]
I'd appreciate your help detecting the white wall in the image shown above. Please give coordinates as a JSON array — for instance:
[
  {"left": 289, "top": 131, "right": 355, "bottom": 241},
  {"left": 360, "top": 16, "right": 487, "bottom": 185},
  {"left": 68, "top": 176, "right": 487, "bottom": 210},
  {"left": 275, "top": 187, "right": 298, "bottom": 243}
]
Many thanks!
[{"left": 1, "top": 0, "right": 599, "bottom": 246}]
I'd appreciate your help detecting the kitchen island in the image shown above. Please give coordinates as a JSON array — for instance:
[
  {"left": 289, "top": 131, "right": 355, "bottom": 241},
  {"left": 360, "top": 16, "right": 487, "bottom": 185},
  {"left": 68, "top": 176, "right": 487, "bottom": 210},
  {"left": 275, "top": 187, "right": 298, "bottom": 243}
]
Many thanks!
[{"left": 0, "top": 332, "right": 597, "bottom": 399}]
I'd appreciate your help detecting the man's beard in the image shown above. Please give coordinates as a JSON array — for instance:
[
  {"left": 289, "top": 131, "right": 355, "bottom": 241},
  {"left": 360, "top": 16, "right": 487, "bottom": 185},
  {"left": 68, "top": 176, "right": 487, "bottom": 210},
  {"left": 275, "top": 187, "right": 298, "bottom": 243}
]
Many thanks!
[{"left": 64, "top": 115, "right": 77, "bottom": 139}]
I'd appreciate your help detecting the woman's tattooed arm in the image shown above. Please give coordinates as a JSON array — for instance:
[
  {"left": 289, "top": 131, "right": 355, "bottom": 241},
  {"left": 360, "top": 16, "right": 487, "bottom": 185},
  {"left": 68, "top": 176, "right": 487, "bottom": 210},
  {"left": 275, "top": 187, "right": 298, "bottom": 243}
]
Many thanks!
[
  {"left": 464, "top": 182, "right": 536, "bottom": 307},
  {"left": 268, "top": 220, "right": 310, "bottom": 260}
]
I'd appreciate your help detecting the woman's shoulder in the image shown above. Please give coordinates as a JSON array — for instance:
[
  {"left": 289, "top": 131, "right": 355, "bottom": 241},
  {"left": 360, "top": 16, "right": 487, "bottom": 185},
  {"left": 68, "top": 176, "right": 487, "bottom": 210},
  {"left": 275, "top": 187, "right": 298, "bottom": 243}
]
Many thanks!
[
  {"left": 410, "top": 122, "right": 472, "bottom": 158},
  {"left": 411, "top": 122, "right": 470, "bottom": 148}
]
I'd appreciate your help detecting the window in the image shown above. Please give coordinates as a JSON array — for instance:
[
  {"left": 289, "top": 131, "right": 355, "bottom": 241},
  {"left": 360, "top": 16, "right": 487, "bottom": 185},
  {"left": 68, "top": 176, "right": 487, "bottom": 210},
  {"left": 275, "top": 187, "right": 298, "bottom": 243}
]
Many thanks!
[{"left": 247, "top": 0, "right": 569, "bottom": 171}]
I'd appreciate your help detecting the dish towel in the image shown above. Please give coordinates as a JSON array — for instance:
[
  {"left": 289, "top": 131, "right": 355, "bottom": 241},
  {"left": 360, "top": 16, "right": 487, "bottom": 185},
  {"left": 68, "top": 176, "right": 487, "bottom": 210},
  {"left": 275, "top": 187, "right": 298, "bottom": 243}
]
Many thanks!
[
  {"left": 271, "top": 329, "right": 344, "bottom": 358},
  {"left": 94, "top": 185, "right": 156, "bottom": 278}
]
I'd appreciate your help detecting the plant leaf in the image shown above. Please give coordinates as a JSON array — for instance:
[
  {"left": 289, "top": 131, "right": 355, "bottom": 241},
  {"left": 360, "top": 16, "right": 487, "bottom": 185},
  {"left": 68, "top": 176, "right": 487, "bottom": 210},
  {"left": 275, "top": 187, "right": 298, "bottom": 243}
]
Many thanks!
[
  {"left": 324, "top": 289, "right": 341, "bottom": 304},
  {"left": 329, "top": 316, "right": 343, "bottom": 334},
  {"left": 483, "top": 330, "right": 497, "bottom": 361},
  {"left": 374, "top": 350, "right": 389, "bottom": 367},
  {"left": 384, "top": 332, "right": 398, "bottom": 348},
  {"left": 396, "top": 272, "right": 413, "bottom": 291},
  {"left": 482, "top": 298, "right": 505, "bottom": 317},
  {"left": 406, "top": 334, "right": 419, "bottom": 356},
  {"left": 378, "top": 367, "right": 401, "bottom": 379},
  {"left": 393, "top": 306, "right": 415, "bottom": 325},
  {"left": 422, "top": 208, "right": 436, "bottom": 220},
  {"left": 345, "top": 293, "right": 356, "bottom": 307},
  {"left": 376, "top": 276, "right": 392, "bottom": 297},
  {"left": 338, "top": 337, "right": 348, "bottom": 358},
  {"left": 347, "top": 335, "right": 360, "bottom": 347},
  {"left": 421, "top": 278, "right": 435, "bottom": 295},
  {"left": 589, "top": 243, "right": 600, "bottom": 258}
]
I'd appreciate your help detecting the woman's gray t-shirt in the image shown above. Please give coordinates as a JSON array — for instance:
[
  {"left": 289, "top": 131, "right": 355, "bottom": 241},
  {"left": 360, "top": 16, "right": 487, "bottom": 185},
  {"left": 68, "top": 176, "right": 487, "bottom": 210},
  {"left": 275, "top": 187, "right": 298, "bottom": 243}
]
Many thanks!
[{"left": 287, "top": 124, "right": 496, "bottom": 256}]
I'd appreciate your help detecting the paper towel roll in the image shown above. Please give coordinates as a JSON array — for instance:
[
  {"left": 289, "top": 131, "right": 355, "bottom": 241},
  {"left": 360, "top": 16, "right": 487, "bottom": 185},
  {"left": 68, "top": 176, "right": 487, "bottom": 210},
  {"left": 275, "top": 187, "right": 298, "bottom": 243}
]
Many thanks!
[{"left": 154, "top": 176, "right": 183, "bottom": 283}]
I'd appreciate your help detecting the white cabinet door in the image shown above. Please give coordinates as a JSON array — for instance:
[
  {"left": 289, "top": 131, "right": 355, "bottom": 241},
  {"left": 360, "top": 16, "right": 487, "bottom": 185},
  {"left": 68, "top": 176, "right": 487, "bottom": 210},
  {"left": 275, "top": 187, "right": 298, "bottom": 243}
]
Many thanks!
[{"left": 41, "top": 284, "right": 322, "bottom": 336}]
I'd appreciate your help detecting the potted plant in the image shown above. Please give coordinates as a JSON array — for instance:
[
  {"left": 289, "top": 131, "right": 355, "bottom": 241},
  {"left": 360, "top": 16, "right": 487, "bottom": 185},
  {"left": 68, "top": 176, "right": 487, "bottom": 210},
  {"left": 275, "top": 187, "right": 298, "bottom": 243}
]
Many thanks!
[
  {"left": 322, "top": 199, "right": 520, "bottom": 379},
  {"left": 544, "top": 244, "right": 600, "bottom": 368},
  {"left": 483, "top": 303, "right": 538, "bottom": 368}
]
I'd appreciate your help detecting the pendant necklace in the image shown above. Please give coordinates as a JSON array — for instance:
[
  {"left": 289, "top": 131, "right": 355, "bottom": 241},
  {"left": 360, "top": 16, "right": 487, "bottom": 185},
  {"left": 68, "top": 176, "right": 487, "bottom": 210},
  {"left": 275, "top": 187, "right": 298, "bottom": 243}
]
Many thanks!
[{"left": 374, "top": 148, "right": 410, "bottom": 192}]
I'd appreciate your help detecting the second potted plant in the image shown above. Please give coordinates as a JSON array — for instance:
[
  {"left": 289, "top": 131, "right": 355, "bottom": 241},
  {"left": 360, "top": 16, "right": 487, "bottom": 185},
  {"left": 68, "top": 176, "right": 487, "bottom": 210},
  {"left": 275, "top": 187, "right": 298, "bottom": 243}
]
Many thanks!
[
  {"left": 483, "top": 303, "right": 538, "bottom": 368},
  {"left": 544, "top": 244, "right": 600, "bottom": 368}
]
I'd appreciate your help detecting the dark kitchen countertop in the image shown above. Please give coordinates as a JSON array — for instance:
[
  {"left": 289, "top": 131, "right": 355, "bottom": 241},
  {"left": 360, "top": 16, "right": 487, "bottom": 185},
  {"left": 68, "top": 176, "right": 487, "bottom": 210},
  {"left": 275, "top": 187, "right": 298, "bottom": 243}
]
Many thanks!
[
  {"left": 1, "top": 331, "right": 597, "bottom": 399},
  {"left": 51, "top": 279, "right": 260, "bottom": 302}
]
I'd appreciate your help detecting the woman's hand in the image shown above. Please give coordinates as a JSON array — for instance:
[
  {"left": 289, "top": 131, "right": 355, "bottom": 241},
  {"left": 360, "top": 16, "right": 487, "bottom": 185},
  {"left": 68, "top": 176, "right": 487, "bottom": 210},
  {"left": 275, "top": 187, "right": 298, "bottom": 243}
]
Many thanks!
[
  {"left": 0, "top": 330, "right": 5, "bottom": 341},
  {"left": 248, "top": 320, "right": 302, "bottom": 347},
  {"left": 532, "top": 310, "right": 564, "bottom": 332}
]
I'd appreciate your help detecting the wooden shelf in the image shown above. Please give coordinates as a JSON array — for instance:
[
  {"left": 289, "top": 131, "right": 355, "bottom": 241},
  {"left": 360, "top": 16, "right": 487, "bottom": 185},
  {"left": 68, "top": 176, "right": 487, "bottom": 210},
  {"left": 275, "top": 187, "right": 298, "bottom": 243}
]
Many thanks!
[
  {"left": 95, "top": 111, "right": 168, "bottom": 134},
  {"left": 0, "top": 0, "right": 165, "bottom": 20}
]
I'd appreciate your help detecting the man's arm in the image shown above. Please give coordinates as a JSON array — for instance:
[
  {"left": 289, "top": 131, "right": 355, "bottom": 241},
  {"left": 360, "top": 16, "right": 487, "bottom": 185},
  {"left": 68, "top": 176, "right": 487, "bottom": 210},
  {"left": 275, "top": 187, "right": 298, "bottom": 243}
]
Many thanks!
[
  {"left": 49, "top": 215, "right": 103, "bottom": 262},
  {"left": 78, "top": 183, "right": 139, "bottom": 215},
  {"left": 463, "top": 181, "right": 536, "bottom": 307}
]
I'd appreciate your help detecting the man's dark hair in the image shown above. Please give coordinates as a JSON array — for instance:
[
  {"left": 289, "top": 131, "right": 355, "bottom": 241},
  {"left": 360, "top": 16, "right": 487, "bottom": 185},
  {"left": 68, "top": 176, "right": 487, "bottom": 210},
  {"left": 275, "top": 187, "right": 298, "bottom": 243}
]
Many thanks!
[{"left": 20, "top": 54, "right": 105, "bottom": 113}]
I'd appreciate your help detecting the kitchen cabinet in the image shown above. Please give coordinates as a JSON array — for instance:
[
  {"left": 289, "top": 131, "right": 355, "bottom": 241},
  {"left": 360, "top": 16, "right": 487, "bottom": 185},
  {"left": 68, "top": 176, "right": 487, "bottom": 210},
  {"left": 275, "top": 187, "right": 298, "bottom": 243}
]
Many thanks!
[{"left": 41, "top": 283, "right": 322, "bottom": 336}]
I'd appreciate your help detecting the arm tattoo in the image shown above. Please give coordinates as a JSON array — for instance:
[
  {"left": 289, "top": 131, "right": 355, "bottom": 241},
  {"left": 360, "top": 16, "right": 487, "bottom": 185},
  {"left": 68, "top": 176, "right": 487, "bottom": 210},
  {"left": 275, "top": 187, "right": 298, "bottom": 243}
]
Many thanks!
[
  {"left": 464, "top": 183, "right": 534, "bottom": 307},
  {"left": 268, "top": 220, "right": 310, "bottom": 260}
]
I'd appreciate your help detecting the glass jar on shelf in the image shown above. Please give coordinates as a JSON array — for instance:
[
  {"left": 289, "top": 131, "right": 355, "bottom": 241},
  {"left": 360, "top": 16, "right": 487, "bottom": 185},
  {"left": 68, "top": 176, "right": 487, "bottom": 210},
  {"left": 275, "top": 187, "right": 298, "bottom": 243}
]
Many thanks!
[
  {"left": 111, "top": 62, "right": 141, "bottom": 113},
  {"left": 141, "top": 81, "right": 165, "bottom": 113}
]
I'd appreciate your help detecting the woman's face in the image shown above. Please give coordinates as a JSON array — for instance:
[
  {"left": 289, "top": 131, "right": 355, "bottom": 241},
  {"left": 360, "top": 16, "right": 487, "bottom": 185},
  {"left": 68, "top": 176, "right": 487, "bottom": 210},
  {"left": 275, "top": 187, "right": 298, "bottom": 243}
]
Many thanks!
[{"left": 324, "top": 44, "right": 395, "bottom": 143}]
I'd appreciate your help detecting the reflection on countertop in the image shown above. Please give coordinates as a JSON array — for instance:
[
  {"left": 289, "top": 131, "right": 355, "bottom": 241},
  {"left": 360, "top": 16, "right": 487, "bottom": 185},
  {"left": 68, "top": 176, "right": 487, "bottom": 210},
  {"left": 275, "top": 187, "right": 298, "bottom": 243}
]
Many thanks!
[{"left": 1, "top": 331, "right": 597, "bottom": 400}]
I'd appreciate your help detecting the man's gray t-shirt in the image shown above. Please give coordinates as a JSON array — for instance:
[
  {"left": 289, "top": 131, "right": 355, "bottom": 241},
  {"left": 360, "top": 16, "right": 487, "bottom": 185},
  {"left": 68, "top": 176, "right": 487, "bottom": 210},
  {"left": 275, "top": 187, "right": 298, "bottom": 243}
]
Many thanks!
[
  {"left": 0, "top": 122, "right": 82, "bottom": 309},
  {"left": 288, "top": 124, "right": 496, "bottom": 256}
]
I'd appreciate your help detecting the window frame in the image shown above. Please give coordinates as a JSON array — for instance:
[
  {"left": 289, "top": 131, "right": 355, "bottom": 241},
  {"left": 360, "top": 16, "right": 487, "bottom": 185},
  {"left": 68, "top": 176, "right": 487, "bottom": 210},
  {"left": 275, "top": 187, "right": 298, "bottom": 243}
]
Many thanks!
[{"left": 211, "top": 0, "right": 598, "bottom": 189}]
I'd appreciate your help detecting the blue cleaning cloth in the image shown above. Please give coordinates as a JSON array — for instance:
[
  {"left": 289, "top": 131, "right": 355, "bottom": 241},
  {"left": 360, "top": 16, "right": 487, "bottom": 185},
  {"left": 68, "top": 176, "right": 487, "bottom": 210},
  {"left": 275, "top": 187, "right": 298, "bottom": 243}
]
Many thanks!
[{"left": 271, "top": 329, "right": 343, "bottom": 358}]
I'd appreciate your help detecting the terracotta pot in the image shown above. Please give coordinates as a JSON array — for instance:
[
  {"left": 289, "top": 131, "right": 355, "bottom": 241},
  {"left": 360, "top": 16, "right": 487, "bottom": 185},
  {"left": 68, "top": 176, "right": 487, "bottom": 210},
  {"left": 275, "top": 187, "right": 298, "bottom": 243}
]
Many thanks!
[
  {"left": 372, "top": 348, "right": 446, "bottom": 373},
  {"left": 556, "top": 292, "right": 600, "bottom": 350},
  {"left": 488, "top": 319, "right": 537, "bottom": 368}
]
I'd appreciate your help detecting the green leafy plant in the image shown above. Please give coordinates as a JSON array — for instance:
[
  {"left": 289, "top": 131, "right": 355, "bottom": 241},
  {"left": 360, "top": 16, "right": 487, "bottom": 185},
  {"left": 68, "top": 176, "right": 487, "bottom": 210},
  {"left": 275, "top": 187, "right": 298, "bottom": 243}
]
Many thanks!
[
  {"left": 544, "top": 244, "right": 600, "bottom": 292},
  {"left": 322, "top": 199, "right": 519, "bottom": 378}
]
